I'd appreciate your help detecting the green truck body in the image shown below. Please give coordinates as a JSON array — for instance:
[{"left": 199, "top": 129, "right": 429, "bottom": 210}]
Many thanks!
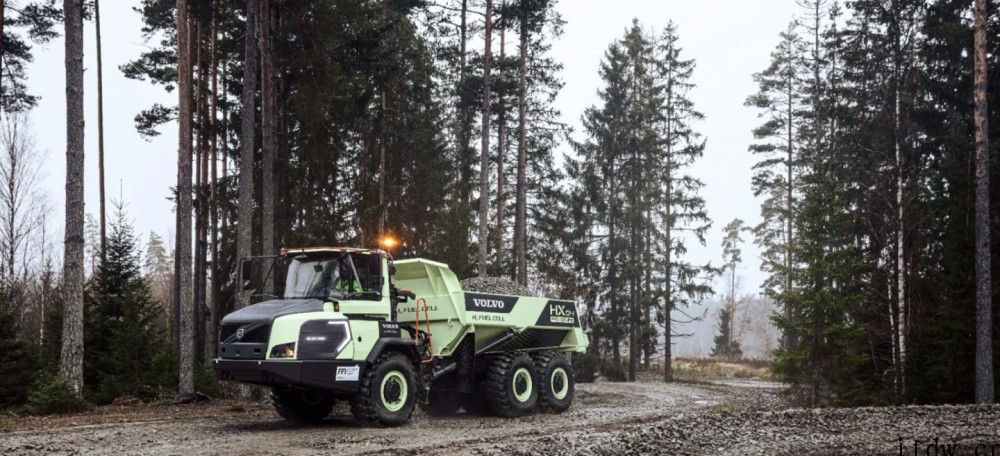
[{"left": 213, "top": 247, "right": 588, "bottom": 426}]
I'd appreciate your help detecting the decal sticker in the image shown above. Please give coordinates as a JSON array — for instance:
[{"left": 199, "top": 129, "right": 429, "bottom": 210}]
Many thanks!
[
  {"left": 398, "top": 305, "right": 438, "bottom": 314},
  {"left": 535, "top": 300, "right": 580, "bottom": 328},
  {"left": 464, "top": 293, "right": 518, "bottom": 314},
  {"left": 335, "top": 365, "right": 360, "bottom": 381},
  {"left": 379, "top": 322, "right": 401, "bottom": 338}
]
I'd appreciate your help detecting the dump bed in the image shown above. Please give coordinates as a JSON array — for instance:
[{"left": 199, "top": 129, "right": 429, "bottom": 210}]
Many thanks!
[{"left": 393, "top": 259, "right": 589, "bottom": 358}]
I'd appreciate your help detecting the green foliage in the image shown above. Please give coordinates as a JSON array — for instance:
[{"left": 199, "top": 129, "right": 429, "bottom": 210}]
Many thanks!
[
  {"left": 195, "top": 363, "right": 221, "bottom": 398},
  {"left": 84, "top": 205, "right": 173, "bottom": 404},
  {"left": 745, "top": 0, "right": 1000, "bottom": 406},
  {"left": 23, "top": 373, "right": 91, "bottom": 415},
  {"left": 711, "top": 307, "right": 742, "bottom": 359},
  {"left": 0, "top": 287, "right": 37, "bottom": 408},
  {"left": 1, "top": 0, "right": 62, "bottom": 111},
  {"left": 771, "top": 159, "right": 870, "bottom": 406},
  {"left": 552, "top": 20, "right": 714, "bottom": 380}
]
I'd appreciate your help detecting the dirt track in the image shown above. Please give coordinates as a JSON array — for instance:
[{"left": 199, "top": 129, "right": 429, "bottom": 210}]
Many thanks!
[
  {"left": 0, "top": 378, "right": 766, "bottom": 456},
  {"left": 4, "top": 379, "right": 999, "bottom": 455}
]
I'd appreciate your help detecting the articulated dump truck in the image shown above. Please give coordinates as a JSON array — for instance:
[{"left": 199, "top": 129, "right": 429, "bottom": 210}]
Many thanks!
[{"left": 213, "top": 247, "right": 589, "bottom": 426}]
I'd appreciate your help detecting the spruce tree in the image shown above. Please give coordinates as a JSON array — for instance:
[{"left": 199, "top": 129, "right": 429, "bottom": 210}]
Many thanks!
[
  {"left": 772, "top": 155, "right": 866, "bottom": 405},
  {"left": 654, "top": 22, "right": 714, "bottom": 382},
  {"left": 711, "top": 307, "right": 742, "bottom": 359},
  {"left": 0, "top": 285, "right": 36, "bottom": 407},
  {"left": 85, "top": 205, "right": 169, "bottom": 403}
]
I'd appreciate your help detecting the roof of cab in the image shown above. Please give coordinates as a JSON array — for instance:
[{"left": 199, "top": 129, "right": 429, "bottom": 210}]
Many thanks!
[{"left": 279, "top": 246, "right": 385, "bottom": 256}]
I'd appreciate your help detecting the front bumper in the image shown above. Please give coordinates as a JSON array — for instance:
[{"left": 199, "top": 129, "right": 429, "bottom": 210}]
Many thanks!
[{"left": 213, "top": 358, "right": 366, "bottom": 394}]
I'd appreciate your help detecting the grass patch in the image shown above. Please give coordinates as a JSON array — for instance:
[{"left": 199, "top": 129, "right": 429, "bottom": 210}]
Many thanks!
[{"left": 673, "top": 357, "right": 773, "bottom": 381}]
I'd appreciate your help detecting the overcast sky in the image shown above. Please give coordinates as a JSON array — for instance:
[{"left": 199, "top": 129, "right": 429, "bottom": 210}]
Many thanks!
[{"left": 25, "top": 0, "right": 801, "bottom": 300}]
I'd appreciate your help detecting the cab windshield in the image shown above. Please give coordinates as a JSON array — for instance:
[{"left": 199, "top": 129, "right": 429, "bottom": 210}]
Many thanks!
[{"left": 282, "top": 253, "right": 381, "bottom": 301}]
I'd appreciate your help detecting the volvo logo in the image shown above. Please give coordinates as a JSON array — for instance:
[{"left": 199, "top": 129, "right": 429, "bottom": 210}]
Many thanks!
[
  {"left": 236, "top": 328, "right": 245, "bottom": 340},
  {"left": 473, "top": 298, "right": 506, "bottom": 310}
]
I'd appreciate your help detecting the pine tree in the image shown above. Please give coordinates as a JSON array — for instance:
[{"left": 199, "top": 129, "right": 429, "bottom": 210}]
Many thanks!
[
  {"left": 477, "top": 0, "right": 494, "bottom": 278},
  {"left": 972, "top": 0, "right": 992, "bottom": 404},
  {"left": 60, "top": 0, "right": 85, "bottom": 397},
  {"left": 174, "top": 0, "right": 195, "bottom": 401},
  {"left": 745, "top": 22, "right": 805, "bottom": 351},
  {"left": 0, "top": 0, "right": 61, "bottom": 112},
  {"left": 720, "top": 218, "right": 749, "bottom": 355},
  {"left": 235, "top": 0, "right": 257, "bottom": 313}
]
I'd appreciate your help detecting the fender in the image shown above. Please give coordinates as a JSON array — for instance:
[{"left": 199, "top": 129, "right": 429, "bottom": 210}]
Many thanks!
[{"left": 366, "top": 337, "right": 420, "bottom": 364}]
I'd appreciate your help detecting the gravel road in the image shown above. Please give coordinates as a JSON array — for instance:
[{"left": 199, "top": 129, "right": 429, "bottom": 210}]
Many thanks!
[{"left": 2, "top": 379, "right": 998, "bottom": 455}]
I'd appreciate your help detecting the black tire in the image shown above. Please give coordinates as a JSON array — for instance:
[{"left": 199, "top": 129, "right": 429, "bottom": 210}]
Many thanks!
[
  {"left": 350, "top": 351, "right": 418, "bottom": 427},
  {"left": 533, "top": 352, "right": 574, "bottom": 413},
  {"left": 271, "top": 388, "right": 335, "bottom": 423},
  {"left": 485, "top": 352, "right": 538, "bottom": 417},
  {"left": 425, "top": 390, "right": 462, "bottom": 416}
]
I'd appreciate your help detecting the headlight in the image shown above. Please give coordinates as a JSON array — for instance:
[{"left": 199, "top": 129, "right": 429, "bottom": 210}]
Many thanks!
[
  {"left": 297, "top": 320, "right": 351, "bottom": 359},
  {"left": 270, "top": 342, "right": 296, "bottom": 358}
]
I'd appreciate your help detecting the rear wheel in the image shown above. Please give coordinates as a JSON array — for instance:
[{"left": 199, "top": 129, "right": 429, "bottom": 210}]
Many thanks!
[
  {"left": 534, "top": 352, "right": 574, "bottom": 413},
  {"left": 271, "top": 388, "right": 335, "bottom": 423},
  {"left": 485, "top": 352, "right": 538, "bottom": 417},
  {"left": 351, "top": 352, "right": 417, "bottom": 427}
]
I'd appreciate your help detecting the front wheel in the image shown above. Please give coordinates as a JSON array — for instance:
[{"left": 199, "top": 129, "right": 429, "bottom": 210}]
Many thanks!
[
  {"left": 351, "top": 352, "right": 418, "bottom": 427},
  {"left": 485, "top": 352, "right": 538, "bottom": 417},
  {"left": 271, "top": 388, "right": 335, "bottom": 423}
]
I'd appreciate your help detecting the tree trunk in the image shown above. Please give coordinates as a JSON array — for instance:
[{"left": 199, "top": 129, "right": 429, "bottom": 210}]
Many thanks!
[
  {"left": 1, "top": 0, "right": 5, "bottom": 105},
  {"left": 643, "top": 207, "right": 652, "bottom": 367},
  {"left": 514, "top": 4, "right": 528, "bottom": 285},
  {"left": 260, "top": 0, "right": 275, "bottom": 288},
  {"left": 891, "top": 0, "right": 906, "bottom": 397},
  {"left": 458, "top": 0, "right": 471, "bottom": 216},
  {"left": 95, "top": 0, "right": 106, "bottom": 263},
  {"left": 496, "top": 15, "right": 505, "bottom": 269},
  {"left": 609, "top": 162, "right": 621, "bottom": 371},
  {"left": 59, "top": 0, "right": 85, "bottom": 395},
  {"left": 973, "top": 0, "right": 993, "bottom": 405},
  {"left": 195, "top": 18, "right": 210, "bottom": 365},
  {"left": 664, "top": 110, "right": 673, "bottom": 383},
  {"left": 237, "top": 0, "right": 259, "bottom": 309},
  {"left": 175, "top": 0, "right": 195, "bottom": 401},
  {"left": 477, "top": 0, "right": 493, "bottom": 278},
  {"left": 208, "top": 0, "right": 220, "bottom": 361},
  {"left": 379, "top": 88, "right": 387, "bottom": 240},
  {"left": 783, "top": 38, "right": 795, "bottom": 352}
]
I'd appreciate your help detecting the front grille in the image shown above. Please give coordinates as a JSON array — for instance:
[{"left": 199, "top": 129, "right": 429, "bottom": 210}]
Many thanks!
[
  {"left": 296, "top": 320, "right": 350, "bottom": 360},
  {"left": 218, "top": 322, "right": 271, "bottom": 360},
  {"left": 221, "top": 323, "right": 270, "bottom": 344}
]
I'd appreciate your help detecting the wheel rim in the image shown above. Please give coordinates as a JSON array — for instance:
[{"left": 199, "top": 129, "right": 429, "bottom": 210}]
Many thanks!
[
  {"left": 512, "top": 367, "right": 533, "bottom": 403},
  {"left": 380, "top": 371, "right": 408, "bottom": 412},
  {"left": 551, "top": 367, "right": 569, "bottom": 400}
]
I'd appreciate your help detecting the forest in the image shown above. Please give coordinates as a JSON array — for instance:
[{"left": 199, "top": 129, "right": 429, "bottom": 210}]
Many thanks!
[{"left": 0, "top": 0, "right": 998, "bottom": 413}]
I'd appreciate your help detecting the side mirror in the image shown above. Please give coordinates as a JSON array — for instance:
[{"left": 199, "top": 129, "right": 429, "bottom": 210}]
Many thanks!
[{"left": 240, "top": 260, "right": 254, "bottom": 291}]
